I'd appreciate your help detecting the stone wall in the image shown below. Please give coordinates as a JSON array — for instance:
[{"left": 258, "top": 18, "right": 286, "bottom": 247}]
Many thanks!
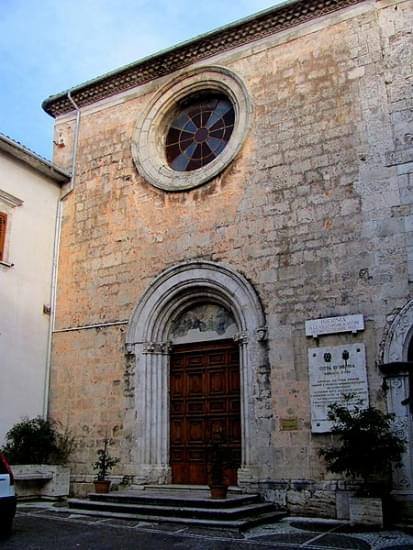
[{"left": 49, "top": 0, "right": 413, "bottom": 515}]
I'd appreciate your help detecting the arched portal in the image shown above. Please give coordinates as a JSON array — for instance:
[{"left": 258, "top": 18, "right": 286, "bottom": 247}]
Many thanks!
[
  {"left": 381, "top": 299, "right": 413, "bottom": 496},
  {"left": 382, "top": 300, "right": 413, "bottom": 364},
  {"left": 126, "top": 261, "right": 268, "bottom": 485}
]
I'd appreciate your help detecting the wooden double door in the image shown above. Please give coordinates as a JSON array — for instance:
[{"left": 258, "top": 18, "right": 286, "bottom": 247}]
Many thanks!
[{"left": 170, "top": 340, "right": 241, "bottom": 485}]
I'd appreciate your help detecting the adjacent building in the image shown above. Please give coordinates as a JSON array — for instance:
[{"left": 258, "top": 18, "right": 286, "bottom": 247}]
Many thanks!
[{"left": 0, "top": 133, "right": 69, "bottom": 444}]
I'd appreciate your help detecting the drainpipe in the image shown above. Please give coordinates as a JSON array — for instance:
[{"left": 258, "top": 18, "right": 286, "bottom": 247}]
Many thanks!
[
  {"left": 43, "top": 92, "right": 81, "bottom": 418},
  {"left": 62, "top": 91, "right": 81, "bottom": 197}
]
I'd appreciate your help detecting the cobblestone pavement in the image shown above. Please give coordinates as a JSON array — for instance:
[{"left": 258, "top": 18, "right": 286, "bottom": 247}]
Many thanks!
[{"left": 2, "top": 502, "right": 413, "bottom": 549}]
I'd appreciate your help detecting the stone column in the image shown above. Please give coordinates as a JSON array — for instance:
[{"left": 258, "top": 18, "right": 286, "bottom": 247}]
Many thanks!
[
  {"left": 133, "top": 342, "right": 171, "bottom": 484},
  {"left": 237, "top": 327, "right": 269, "bottom": 485},
  {"left": 385, "top": 374, "right": 413, "bottom": 491}
]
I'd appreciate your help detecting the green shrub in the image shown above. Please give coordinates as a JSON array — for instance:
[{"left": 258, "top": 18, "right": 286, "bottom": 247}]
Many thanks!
[
  {"left": 319, "top": 402, "right": 405, "bottom": 490},
  {"left": 93, "top": 438, "right": 119, "bottom": 481},
  {"left": 1, "top": 416, "right": 74, "bottom": 465}
]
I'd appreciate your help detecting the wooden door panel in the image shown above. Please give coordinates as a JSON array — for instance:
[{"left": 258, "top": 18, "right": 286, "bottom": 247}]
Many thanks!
[
  {"left": 188, "top": 355, "right": 203, "bottom": 366},
  {"left": 208, "top": 398, "right": 226, "bottom": 413},
  {"left": 170, "top": 340, "right": 241, "bottom": 485},
  {"left": 171, "top": 400, "right": 185, "bottom": 414},
  {"left": 208, "top": 352, "right": 226, "bottom": 364},
  {"left": 228, "top": 368, "right": 240, "bottom": 392},
  {"left": 170, "top": 419, "right": 185, "bottom": 443},
  {"left": 208, "top": 371, "right": 226, "bottom": 394},
  {"left": 187, "top": 400, "right": 204, "bottom": 414},
  {"left": 188, "top": 463, "right": 206, "bottom": 484},
  {"left": 229, "top": 398, "right": 240, "bottom": 412},
  {"left": 228, "top": 417, "right": 241, "bottom": 441},
  {"left": 187, "top": 372, "right": 204, "bottom": 394},
  {"left": 187, "top": 419, "right": 205, "bottom": 443}
]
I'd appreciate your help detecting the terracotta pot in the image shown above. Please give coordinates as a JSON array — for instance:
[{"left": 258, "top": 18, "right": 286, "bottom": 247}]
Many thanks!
[
  {"left": 94, "top": 480, "right": 111, "bottom": 494},
  {"left": 209, "top": 485, "right": 227, "bottom": 499}
]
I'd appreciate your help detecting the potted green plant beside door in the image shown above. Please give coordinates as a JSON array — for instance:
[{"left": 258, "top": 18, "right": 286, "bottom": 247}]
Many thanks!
[
  {"left": 207, "top": 426, "right": 232, "bottom": 499},
  {"left": 93, "top": 438, "right": 120, "bottom": 494}
]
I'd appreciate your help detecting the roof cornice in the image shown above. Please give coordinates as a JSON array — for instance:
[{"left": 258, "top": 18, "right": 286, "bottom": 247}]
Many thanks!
[
  {"left": 43, "top": 0, "right": 366, "bottom": 118},
  {"left": 0, "top": 133, "right": 70, "bottom": 184}
]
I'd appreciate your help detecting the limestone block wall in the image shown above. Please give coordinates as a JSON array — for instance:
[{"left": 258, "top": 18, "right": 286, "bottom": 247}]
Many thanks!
[{"left": 48, "top": 0, "right": 413, "bottom": 514}]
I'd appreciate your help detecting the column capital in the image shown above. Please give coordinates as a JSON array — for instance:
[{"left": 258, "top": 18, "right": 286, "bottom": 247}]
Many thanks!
[
  {"left": 234, "top": 331, "right": 248, "bottom": 345},
  {"left": 143, "top": 341, "right": 172, "bottom": 354}
]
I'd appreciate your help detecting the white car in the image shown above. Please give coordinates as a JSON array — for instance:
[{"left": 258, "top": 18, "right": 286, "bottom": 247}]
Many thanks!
[{"left": 0, "top": 452, "right": 16, "bottom": 536}]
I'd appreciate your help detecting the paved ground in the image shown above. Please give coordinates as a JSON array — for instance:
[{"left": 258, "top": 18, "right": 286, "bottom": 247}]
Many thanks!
[{"left": 1, "top": 502, "right": 413, "bottom": 549}]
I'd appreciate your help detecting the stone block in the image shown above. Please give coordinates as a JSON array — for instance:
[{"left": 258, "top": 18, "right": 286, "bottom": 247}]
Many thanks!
[
  {"left": 349, "top": 496, "right": 384, "bottom": 528},
  {"left": 12, "top": 465, "right": 70, "bottom": 499}
]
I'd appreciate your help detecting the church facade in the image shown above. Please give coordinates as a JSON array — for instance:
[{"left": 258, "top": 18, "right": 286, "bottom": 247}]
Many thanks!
[{"left": 43, "top": 0, "right": 413, "bottom": 518}]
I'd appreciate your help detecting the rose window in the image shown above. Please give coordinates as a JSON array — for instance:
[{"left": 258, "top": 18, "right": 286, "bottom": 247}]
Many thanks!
[{"left": 165, "top": 95, "right": 235, "bottom": 172}]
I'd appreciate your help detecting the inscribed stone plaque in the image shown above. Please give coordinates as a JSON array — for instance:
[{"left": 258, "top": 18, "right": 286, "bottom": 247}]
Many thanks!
[
  {"left": 305, "top": 314, "right": 364, "bottom": 338},
  {"left": 308, "top": 344, "right": 369, "bottom": 433}
]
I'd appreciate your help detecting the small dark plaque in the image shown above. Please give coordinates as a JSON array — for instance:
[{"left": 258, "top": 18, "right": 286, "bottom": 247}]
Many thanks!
[{"left": 280, "top": 418, "right": 299, "bottom": 431}]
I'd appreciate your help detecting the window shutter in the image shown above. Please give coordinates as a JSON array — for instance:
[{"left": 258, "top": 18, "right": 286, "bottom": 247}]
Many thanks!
[{"left": 0, "top": 212, "right": 7, "bottom": 261}]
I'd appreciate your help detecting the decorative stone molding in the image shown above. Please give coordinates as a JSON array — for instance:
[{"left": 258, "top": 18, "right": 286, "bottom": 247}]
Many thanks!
[
  {"left": 142, "top": 341, "right": 172, "bottom": 354},
  {"left": 382, "top": 299, "right": 413, "bottom": 364},
  {"left": 234, "top": 331, "right": 249, "bottom": 345},
  {"left": 379, "top": 373, "right": 413, "bottom": 491},
  {"left": 380, "top": 300, "right": 413, "bottom": 493},
  {"left": 43, "top": 0, "right": 365, "bottom": 117},
  {"left": 131, "top": 66, "right": 252, "bottom": 191},
  {"left": 125, "top": 343, "right": 135, "bottom": 356},
  {"left": 126, "top": 260, "right": 268, "bottom": 484},
  {"left": 0, "top": 189, "right": 23, "bottom": 208},
  {"left": 256, "top": 326, "right": 268, "bottom": 342}
]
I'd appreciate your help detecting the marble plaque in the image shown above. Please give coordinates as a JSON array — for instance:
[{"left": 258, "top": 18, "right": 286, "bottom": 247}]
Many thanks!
[
  {"left": 308, "top": 344, "right": 369, "bottom": 433},
  {"left": 305, "top": 314, "right": 364, "bottom": 338}
]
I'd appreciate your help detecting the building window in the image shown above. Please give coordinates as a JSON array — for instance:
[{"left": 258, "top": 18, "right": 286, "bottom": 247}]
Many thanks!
[
  {"left": 131, "top": 66, "right": 252, "bottom": 192},
  {"left": 165, "top": 94, "right": 235, "bottom": 172},
  {"left": 0, "top": 189, "right": 23, "bottom": 266},
  {"left": 0, "top": 212, "right": 7, "bottom": 261}
]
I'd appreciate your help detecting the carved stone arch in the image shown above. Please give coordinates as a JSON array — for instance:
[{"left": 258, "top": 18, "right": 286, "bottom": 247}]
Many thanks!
[
  {"left": 382, "top": 299, "right": 413, "bottom": 363},
  {"left": 381, "top": 299, "right": 413, "bottom": 495},
  {"left": 126, "top": 261, "right": 268, "bottom": 485}
]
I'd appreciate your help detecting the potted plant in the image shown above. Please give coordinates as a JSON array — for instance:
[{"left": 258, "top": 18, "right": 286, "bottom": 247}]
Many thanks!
[
  {"left": 319, "top": 401, "right": 405, "bottom": 526},
  {"left": 207, "top": 427, "right": 232, "bottom": 499},
  {"left": 93, "top": 438, "right": 120, "bottom": 494}
]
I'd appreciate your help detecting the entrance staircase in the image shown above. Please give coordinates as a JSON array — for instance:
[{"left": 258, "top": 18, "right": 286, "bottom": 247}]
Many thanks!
[{"left": 68, "top": 485, "right": 286, "bottom": 531}]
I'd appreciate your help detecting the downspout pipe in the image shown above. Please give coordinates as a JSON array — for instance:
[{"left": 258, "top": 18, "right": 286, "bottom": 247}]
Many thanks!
[
  {"left": 43, "top": 92, "right": 81, "bottom": 418},
  {"left": 62, "top": 91, "right": 81, "bottom": 197}
]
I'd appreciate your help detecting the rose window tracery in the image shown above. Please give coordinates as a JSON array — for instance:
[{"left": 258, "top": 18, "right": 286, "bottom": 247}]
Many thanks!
[{"left": 165, "top": 95, "right": 235, "bottom": 172}]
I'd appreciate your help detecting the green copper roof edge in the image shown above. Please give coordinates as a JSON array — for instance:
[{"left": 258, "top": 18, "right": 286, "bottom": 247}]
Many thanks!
[{"left": 41, "top": 0, "right": 298, "bottom": 114}]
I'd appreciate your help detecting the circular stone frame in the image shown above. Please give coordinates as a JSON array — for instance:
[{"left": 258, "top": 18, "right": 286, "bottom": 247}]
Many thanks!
[{"left": 131, "top": 66, "right": 252, "bottom": 192}]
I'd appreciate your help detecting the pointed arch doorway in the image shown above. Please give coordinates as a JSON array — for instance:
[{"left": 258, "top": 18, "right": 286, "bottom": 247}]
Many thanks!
[{"left": 126, "top": 261, "right": 268, "bottom": 486}]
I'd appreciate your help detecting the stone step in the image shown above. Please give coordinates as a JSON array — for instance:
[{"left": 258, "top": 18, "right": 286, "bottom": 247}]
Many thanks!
[
  {"left": 69, "top": 497, "right": 275, "bottom": 520},
  {"left": 139, "top": 484, "right": 242, "bottom": 494},
  {"left": 68, "top": 486, "right": 287, "bottom": 530},
  {"left": 67, "top": 501, "right": 286, "bottom": 531},
  {"left": 88, "top": 491, "right": 260, "bottom": 509}
]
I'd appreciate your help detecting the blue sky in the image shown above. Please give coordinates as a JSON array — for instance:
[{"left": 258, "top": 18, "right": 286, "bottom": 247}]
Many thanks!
[{"left": 0, "top": 0, "right": 283, "bottom": 160}]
